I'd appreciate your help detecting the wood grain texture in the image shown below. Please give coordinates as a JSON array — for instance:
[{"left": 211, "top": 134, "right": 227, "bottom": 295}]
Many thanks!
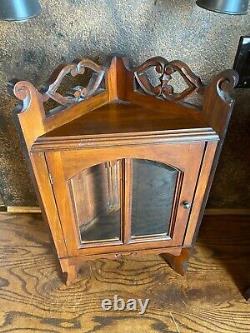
[
  {"left": 0, "top": 213, "right": 250, "bottom": 333},
  {"left": 12, "top": 56, "right": 237, "bottom": 285},
  {"left": 39, "top": 101, "right": 208, "bottom": 138},
  {"left": 45, "top": 143, "right": 205, "bottom": 260}
]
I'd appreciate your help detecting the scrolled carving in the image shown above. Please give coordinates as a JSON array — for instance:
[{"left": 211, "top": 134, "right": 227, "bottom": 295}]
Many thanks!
[
  {"left": 43, "top": 58, "right": 106, "bottom": 106},
  {"left": 13, "top": 81, "right": 43, "bottom": 111},
  {"left": 13, "top": 81, "right": 31, "bottom": 101},
  {"left": 214, "top": 69, "right": 239, "bottom": 103},
  {"left": 133, "top": 57, "right": 203, "bottom": 102}
]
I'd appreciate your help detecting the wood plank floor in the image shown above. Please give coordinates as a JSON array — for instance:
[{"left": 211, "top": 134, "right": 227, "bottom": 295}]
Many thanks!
[{"left": 0, "top": 213, "right": 250, "bottom": 333}]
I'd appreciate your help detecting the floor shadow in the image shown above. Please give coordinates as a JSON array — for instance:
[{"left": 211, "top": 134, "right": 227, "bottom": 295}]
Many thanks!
[{"left": 197, "top": 214, "right": 250, "bottom": 299}]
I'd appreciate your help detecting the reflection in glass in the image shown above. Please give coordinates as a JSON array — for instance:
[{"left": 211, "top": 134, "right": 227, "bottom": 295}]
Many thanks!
[
  {"left": 131, "top": 159, "right": 178, "bottom": 238},
  {"left": 69, "top": 161, "right": 121, "bottom": 243}
]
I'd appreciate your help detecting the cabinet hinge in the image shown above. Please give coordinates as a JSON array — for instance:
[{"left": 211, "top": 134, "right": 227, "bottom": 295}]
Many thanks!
[{"left": 48, "top": 173, "right": 53, "bottom": 185}]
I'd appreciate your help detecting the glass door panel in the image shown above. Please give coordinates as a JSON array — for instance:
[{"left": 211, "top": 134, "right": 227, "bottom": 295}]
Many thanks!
[
  {"left": 131, "top": 159, "right": 178, "bottom": 239},
  {"left": 69, "top": 160, "right": 122, "bottom": 243}
]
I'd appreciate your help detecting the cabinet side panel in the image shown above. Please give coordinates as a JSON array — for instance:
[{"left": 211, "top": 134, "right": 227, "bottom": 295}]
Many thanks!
[
  {"left": 183, "top": 141, "right": 218, "bottom": 246},
  {"left": 30, "top": 152, "right": 68, "bottom": 257},
  {"left": 45, "top": 151, "right": 81, "bottom": 256}
]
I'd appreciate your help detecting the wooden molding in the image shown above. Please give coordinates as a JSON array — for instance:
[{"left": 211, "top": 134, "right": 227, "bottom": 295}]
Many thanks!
[
  {"left": 5, "top": 207, "right": 250, "bottom": 216},
  {"left": 7, "top": 206, "right": 41, "bottom": 213}
]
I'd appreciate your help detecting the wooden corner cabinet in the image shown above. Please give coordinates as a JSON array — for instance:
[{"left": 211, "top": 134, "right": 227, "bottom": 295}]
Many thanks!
[{"left": 13, "top": 55, "right": 238, "bottom": 285}]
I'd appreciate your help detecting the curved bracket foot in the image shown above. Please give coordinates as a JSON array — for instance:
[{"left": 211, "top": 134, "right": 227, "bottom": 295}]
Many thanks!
[
  {"left": 63, "top": 264, "right": 79, "bottom": 286},
  {"left": 161, "top": 248, "right": 191, "bottom": 275},
  {"left": 60, "top": 259, "right": 80, "bottom": 285}
]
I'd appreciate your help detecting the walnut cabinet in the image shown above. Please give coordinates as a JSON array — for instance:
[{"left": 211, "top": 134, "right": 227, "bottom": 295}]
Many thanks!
[{"left": 13, "top": 56, "right": 238, "bottom": 285}]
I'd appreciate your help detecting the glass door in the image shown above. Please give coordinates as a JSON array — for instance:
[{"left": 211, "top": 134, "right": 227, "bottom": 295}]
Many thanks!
[
  {"left": 69, "top": 161, "right": 122, "bottom": 244},
  {"left": 45, "top": 142, "right": 205, "bottom": 256},
  {"left": 131, "top": 159, "right": 179, "bottom": 240},
  {"left": 68, "top": 158, "right": 181, "bottom": 245}
]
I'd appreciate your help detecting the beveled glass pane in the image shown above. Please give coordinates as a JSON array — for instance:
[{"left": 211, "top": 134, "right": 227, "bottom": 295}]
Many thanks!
[
  {"left": 69, "top": 161, "right": 121, "bottom": 243},
  {"left": 131, "top": 159, "right": 178, "bottom": 238}
]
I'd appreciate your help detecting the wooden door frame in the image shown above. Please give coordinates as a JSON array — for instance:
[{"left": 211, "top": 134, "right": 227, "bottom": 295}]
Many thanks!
[{"left": 45, "top": 141, "right": 206, "bottom": 257}]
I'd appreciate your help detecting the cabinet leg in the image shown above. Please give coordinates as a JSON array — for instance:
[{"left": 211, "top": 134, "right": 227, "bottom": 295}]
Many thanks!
[
  {"left": 65, "top": 265, "right": 79, "bottom": 286},
  {"left": 60, "top": 259, "right": 79, "bottom": 285},
  {"left": 161, "top": 248, "right": 191, "bottom": 276}
]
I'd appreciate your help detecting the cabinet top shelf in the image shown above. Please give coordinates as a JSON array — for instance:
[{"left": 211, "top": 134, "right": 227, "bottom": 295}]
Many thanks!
[
  {"left": 34, "top": 100, "right": 218, "bottom": 151},
  {"left": 12, "top": 55, "right": 238, "bottom": 151},
  {"left": 41, "top": 100, "right": 208, "bottom": 138}
]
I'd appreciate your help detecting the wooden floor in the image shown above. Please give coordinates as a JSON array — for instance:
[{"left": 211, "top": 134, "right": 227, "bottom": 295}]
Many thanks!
[{"left": 0, "top": 213, "right": 250, "bottom": 333}]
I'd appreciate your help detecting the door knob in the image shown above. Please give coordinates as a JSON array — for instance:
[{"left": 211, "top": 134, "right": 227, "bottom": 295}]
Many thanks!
[{"left": 182, "top": 201, "right": 192, "bottom": 209}]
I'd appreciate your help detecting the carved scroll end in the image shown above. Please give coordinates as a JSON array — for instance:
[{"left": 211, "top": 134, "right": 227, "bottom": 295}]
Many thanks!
[
  {"left": 211, "top": 69, "right": 239, "bottom": 104},
  {"left": 13, "top": 81, "right": 43, "bottom": 113}
]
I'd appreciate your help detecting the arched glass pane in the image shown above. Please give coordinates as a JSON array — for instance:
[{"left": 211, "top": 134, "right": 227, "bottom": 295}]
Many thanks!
[
  {"left": 131, "top": 159, "right": 178, "bottom": 238},
  {"left": 69, "top": 161, "right": 121, "bottom": 243}
]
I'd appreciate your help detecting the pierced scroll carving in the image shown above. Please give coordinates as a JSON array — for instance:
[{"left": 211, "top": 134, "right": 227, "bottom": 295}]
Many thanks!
[
  {"left": 13, "top": 59, "right": 106, "bottom": 115},
  {"left": 42, "top": 59, "right": 106, "bottom": 106},
  {"left": 12, "top": 55, "right": 238, "bottom": 117},
  {"left": 213, "top": 69, "right": 239, "bottom": 103},
  {"left": 133, "top": 57, "right": 203, "bottom": 102}
]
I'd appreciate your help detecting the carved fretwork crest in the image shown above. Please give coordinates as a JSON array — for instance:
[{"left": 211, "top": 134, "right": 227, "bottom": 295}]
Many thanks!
[
  {"left": 13, "top": 55, "right": 238, "bottom": 119},
  {"left": 133, "top": 57, "right": 203, "bottom": 101},
  {"left": 42, "top": 59, "right": 106, "bottom": 106}
]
